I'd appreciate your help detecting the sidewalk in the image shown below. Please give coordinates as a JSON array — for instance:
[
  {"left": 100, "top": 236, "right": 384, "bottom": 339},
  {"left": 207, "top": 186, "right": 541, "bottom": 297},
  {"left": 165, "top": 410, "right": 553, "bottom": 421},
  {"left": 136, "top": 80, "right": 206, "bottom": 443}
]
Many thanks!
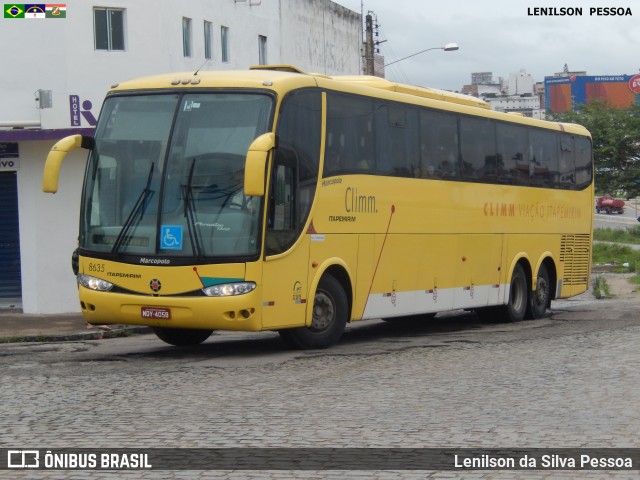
[{"left": 0, "top": 310, "right": 151, "bottom": 343}]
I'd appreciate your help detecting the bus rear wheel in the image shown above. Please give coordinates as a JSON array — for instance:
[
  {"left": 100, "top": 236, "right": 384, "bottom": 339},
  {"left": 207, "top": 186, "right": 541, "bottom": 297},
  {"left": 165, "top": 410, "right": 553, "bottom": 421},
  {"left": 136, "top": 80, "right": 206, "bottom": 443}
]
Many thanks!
[
  {"left": 278, "top": 275, "right": 348, "bottom": 349},
  {"left": 498, "top": 263, "right": 528, "bottom": 322},
  {"left": 526, "top": 264, "right": 550, "bottom": 319},
  {"left": 153, "top": 327, "right": 213, "bottom": 346}
]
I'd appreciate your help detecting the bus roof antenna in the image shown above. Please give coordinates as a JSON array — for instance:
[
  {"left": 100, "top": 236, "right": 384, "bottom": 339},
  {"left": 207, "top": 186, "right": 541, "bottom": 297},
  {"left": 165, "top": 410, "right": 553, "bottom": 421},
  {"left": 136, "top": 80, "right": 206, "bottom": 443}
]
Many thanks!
[{"left": 194, "top": 60, "right": 210, "bottom": 76}]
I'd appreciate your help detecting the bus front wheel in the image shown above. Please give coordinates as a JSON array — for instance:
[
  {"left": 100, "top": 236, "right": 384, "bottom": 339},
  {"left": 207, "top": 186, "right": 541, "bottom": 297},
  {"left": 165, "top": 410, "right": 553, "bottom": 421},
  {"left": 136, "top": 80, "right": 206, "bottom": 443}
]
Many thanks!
[
  {"left": 153, "top": 327, "right": 213, "bottom": 346},
  {"left": 278, "top": 275, "right": 348, "bottom": 349}
]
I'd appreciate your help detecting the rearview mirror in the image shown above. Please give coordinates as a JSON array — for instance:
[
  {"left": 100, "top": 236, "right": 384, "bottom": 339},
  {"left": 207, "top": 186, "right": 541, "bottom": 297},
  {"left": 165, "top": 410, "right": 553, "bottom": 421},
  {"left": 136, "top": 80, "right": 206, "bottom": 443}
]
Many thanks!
[
  {"left": 42, "top": 135, "right": 93, "bottom": 193},
  {"left": 244, "top": 132, "right": 276, "bottom": 197}
]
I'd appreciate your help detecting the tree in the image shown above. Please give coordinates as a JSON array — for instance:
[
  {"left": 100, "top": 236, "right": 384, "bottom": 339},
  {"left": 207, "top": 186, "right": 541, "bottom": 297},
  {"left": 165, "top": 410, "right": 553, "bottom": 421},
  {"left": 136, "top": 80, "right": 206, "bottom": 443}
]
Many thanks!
[{"left": 548, "top": 101, "right": 640, "bottom": 197}]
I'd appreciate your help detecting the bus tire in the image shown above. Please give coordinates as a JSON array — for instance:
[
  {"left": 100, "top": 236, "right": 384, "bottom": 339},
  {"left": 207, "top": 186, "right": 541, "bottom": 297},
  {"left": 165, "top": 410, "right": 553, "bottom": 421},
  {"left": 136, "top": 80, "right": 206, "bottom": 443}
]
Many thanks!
[
  {"left": 153, "top": 327, "right": 213, "bottom": 346},
  {"left": 278, "top": 275, "right": 348, "bottom": 349},
  {"left": 498, "top": 263, "right": 528, "bottom": 322},
  {"left": 526, "top": 263, "right": 550, "bottom": 319}
]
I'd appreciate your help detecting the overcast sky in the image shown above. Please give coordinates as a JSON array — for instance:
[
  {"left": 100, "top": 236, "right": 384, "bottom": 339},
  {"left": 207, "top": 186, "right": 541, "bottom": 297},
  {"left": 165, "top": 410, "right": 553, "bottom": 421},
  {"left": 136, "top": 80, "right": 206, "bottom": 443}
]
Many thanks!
[{"left": 333, "top": 0, "right": 638, "bottom": 91}]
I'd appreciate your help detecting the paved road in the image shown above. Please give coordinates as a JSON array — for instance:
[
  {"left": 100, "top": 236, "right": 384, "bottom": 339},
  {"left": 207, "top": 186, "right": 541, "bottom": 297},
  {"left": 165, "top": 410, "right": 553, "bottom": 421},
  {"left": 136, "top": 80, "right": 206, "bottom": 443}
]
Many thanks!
[{"left": 2, "top": 289, "right": 640, "bottom": 479}]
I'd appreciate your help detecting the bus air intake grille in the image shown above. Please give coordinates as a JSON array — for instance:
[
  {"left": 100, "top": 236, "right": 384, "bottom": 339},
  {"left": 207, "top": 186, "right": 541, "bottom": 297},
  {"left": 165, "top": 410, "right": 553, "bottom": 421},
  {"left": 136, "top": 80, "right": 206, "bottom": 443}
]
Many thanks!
[{"left": 559, "top": 234, "right": 591, "bottom": 285}]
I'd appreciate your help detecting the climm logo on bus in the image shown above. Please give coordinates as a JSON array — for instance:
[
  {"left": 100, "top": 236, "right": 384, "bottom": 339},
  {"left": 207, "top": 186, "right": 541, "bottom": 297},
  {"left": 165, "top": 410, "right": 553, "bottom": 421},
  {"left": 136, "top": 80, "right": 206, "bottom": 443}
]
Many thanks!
[
  {"left": 330, "top": 186, "right": 378, "bottom": 223},
  {"left": 345, "top": 187, "right": 378, "bottom": 213}
]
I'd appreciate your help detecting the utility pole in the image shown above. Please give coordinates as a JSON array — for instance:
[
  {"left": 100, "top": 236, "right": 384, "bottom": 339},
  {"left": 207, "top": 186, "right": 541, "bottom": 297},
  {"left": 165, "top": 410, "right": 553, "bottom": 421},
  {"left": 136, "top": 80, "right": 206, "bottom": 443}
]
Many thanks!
[{"left": 364, "top": 14, "right": 374, "bottom": 75}]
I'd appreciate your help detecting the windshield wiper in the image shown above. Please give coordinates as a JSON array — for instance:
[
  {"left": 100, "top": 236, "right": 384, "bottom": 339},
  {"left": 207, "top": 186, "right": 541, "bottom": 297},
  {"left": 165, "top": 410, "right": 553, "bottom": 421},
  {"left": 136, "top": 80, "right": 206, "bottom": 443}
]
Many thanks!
[
  {"left": 182, "top": 158, "right": 204, "bottom": 258},
  {"left": 111, "top": 163, "right": 155, "bottom": 254}
]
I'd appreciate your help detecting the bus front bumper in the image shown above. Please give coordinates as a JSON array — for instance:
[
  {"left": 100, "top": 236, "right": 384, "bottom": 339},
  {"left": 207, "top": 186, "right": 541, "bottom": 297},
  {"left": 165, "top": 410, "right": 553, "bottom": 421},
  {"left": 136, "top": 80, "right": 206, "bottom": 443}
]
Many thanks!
[{"left": 78, "top": 286, "right": 264, "bottom": 332}]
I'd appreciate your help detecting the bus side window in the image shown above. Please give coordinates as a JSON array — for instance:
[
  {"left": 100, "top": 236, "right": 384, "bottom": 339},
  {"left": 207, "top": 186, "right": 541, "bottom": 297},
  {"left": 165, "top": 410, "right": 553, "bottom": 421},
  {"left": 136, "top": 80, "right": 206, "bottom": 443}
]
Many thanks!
[
  {"left": 459, "top": 116, "right": 496, "bottom": 183},
  {"left": 266, "top": 160, "right": 297, "bottom": 256},
  {"left": 558, "top": 134, "right": 575, "bottom": 189},
  {"left": 325, "top": 93, "right": 374, "bottom": 176},
  {"left": 420, "top": 110, "right": 458, "bottom": 180},
  {"left": 574, "top": 136, "right": 593, "bottom": 190},
  {"left": 496, "top": 122, "right": 528, "bottom": 186},
  {"left": 529, "top": 129, "right": 556, "bottom": 188}
]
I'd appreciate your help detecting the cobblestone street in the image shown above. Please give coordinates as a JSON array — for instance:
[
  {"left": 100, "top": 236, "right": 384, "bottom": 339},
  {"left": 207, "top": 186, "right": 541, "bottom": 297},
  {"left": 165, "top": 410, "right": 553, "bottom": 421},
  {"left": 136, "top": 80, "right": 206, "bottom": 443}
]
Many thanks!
[{"left": 2, "top": 286, "right": 640, "bottom": 479}]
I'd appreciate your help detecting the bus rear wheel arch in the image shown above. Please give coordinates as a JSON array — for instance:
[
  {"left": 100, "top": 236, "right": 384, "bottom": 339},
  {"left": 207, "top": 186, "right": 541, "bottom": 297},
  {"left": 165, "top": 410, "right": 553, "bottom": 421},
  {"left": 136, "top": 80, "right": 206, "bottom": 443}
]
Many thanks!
[
  {"left": 486, "top": 262, "right": 529, "bottom": 323},
  {"left": 278, "top": 274, "right": 349, "bottom": 349},
  {"left": 478, "top": 259, "right": 556, "bottom": 323}
]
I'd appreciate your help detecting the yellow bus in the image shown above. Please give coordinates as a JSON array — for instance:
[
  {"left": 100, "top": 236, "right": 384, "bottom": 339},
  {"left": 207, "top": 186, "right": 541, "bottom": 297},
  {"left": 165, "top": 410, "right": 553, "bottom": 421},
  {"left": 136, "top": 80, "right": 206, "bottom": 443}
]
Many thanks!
[{"left": 43, "top": 65, "right": 593, "bottom": 349}]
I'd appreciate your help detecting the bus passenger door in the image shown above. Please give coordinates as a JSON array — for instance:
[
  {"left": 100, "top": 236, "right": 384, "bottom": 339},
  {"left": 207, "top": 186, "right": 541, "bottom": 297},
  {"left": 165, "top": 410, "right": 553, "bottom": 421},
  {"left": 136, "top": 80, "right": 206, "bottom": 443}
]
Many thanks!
[{"left": 261, "top": 161, "right": 311, "bottom": 330}]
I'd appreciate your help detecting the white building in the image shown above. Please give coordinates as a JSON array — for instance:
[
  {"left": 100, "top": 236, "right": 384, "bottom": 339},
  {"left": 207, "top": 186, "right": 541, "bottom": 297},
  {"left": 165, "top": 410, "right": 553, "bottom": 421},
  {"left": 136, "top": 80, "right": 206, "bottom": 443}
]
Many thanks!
[
  {"left": 461, "top": 72, "right": 503, "bottom": 97},
  {"left": 506, "top": 70, "right": 534, "bottom": 96},
  {"left": 485, "top": 70, "right": 542, "bottom": 117},
  {"left": 486, "top": 94, "right": 541, "bottom": 114},
  {"left": 0, "top": 0, "right": 360, "bottom": 313}
]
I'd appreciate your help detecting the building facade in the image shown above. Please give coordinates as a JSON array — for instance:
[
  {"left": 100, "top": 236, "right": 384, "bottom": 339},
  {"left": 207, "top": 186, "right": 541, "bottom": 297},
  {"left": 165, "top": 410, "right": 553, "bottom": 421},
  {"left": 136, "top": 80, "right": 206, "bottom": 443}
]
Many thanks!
[
  {"left": 545, "top": 74, "right": 640, "bottom": 113},
  {"left": 0, "top": 0, "right": 361, "bottom": 313},
  {"left": 461, "top": 72, "right": 503, "bottom": 98},
  {"left": 462, "top": 70, "right": 544, "bottom": 118}
]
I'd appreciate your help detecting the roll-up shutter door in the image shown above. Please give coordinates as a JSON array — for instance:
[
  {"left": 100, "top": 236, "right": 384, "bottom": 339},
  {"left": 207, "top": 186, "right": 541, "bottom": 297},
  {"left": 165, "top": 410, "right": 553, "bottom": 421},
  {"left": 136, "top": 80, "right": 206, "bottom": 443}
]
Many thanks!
[{"left": 0, "top": 171, "right": 22, "bottom": 299}]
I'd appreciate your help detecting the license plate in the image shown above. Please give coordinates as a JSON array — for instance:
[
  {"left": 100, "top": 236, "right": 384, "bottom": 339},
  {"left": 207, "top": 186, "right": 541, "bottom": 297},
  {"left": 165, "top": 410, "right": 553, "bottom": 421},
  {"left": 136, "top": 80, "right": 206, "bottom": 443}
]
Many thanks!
[{"left": 141, "top": 307, "right": 171, "bottom": 320}]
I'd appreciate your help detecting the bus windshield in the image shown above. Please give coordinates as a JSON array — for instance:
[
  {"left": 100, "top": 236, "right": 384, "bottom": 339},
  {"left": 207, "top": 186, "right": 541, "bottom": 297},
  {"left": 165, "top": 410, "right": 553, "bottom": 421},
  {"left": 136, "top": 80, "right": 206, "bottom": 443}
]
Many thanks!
[{"left": 80, "top": 92, "right": 273, "bottom": 259}]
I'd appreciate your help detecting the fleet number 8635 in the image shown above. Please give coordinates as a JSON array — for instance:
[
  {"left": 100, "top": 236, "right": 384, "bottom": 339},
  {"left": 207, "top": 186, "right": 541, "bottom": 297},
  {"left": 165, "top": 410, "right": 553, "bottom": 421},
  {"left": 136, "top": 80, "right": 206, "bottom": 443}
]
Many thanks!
[{"left": 88, "top": 262, "right": 105, "bottom": 273}]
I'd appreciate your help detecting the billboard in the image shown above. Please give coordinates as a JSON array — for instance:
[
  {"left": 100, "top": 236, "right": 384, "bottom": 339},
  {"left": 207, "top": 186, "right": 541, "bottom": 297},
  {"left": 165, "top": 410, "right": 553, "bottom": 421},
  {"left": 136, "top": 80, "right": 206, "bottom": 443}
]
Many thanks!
[{"left": 545, "top": 74, "right": 640, "bottom": 112}]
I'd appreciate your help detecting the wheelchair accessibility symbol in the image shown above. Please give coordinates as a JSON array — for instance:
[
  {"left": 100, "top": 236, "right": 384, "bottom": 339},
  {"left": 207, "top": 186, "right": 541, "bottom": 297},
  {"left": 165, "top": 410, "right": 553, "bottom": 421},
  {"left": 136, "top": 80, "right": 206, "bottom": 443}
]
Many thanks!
[{"left": 160, "top": 225, "right": 183, "bottom": 250}]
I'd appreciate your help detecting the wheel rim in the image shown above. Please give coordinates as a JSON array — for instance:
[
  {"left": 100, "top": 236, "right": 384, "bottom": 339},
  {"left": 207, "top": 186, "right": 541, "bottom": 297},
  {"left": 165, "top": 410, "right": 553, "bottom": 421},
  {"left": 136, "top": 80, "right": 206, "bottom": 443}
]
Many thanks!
[{"left": 311, "top": 289, "right": 335, "bottom": 332}]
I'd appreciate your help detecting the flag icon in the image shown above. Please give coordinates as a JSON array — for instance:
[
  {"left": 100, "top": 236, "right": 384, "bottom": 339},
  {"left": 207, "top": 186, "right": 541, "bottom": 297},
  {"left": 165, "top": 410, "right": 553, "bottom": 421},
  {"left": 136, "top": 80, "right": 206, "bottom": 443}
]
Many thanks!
[
  {"left": 4, "top": 4, "right": 25, "bottom": 17},
  {"left": 45, "top": 3, "right": 65, "bottom": 17},
  {"left": 24, "top": 3, "right": 45, "bottom": 18}
]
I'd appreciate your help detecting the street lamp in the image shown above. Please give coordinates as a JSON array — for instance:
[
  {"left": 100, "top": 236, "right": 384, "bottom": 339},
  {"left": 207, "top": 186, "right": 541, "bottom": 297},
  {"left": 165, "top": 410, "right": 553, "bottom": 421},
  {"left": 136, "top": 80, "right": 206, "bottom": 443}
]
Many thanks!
[{"left": 381, "top": 43, "right": 459, "bottom": 70}]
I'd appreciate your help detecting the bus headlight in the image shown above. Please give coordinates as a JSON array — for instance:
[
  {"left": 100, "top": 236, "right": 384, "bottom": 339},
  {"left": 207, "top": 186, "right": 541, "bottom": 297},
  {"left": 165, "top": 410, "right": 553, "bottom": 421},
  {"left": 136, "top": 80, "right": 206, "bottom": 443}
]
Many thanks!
[
  {"left": 203, "top": 282, "right": 256, "bottom": 297},
  {"left": 78, "top": 273, "right": 113, "bottom": 292}
]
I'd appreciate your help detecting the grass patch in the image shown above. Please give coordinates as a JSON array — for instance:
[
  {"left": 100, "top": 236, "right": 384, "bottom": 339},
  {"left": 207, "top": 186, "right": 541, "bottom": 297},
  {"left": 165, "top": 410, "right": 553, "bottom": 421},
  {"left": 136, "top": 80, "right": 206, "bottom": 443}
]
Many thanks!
[
  {"left": 0, "top": 336, "right": 25, "bottom": 344},
  {"left": 592, "top": 243, "right": 640, "bottom": 287},
  {"left": 592, "top": 242, "right": 639, "bottom": 269},
  {"left": 594, "top": 226, "right": 640, "bottom": 245},
  {"left": 592, "top": 276, "right": 611, "bottom": 299}
]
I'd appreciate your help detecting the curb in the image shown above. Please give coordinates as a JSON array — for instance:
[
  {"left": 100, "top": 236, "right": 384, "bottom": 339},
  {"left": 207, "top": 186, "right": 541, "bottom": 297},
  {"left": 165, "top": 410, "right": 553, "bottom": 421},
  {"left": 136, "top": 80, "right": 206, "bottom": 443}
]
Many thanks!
[{"left": 0, "top": 326, "right": 153, "bottom": 344}]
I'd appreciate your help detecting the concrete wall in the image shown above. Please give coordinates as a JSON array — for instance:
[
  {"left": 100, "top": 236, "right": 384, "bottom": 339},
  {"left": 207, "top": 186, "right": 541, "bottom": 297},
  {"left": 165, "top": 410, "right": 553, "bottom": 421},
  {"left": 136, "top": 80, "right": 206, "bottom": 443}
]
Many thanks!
[
  {"left": 16, "top": 143, "right": 86, "bottom": 313},
  {"left": 279, "top": 0, "right": 361, "bottom": 75}
]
